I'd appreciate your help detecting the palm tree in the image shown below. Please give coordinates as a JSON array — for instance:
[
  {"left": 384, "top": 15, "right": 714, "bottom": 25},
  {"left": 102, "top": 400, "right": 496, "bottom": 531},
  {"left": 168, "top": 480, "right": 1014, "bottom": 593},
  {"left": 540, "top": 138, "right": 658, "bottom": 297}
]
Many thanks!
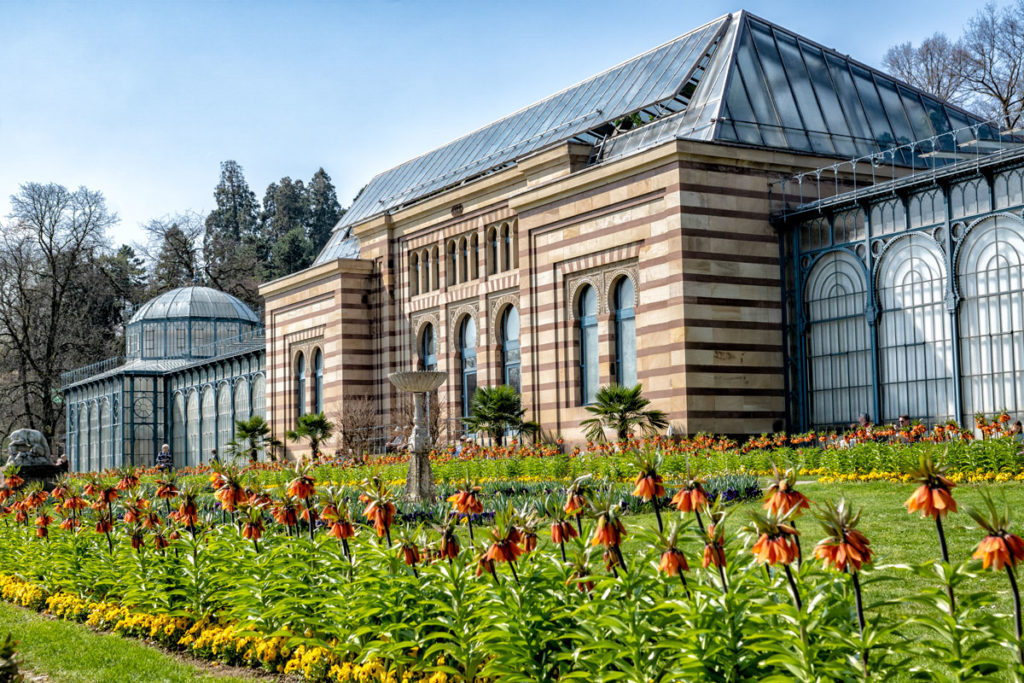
[
  {"left": 286, "top": 412, "right": 334, "bottom": 461},
  {"left": 233, "top": 416, "right": 271, "bottom": 463},
  {"left": 464, "top": 385, "right": 537, "bottom": 445},
  {"left": 580, "top": 384, "right": 667, "bottom": 442}
]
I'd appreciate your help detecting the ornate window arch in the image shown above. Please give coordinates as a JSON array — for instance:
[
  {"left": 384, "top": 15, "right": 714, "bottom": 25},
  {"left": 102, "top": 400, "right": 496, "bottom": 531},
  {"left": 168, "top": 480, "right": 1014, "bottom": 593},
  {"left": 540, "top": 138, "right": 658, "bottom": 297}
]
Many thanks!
[
  {"left": 217, "top": 382, "right": 232, "bottom": 458},
  {"left": 957, "top": 215, "right": 1024, "bottom": 416},
  {"left": 577, "top": 284, "right": 599, "bottom": 405},
  {"left": 876, "top": 234, "right": 954, "bottom": 422},
  {"left": 421, "top": 248, "right": 431, "bottom": 292},
  {"left": 410, "top": 252, "right": 420, "bottom": 296},
  {"left": 458, "top": 315, "right": 478, "bottom": 418},
  {"left": 448, "top": 241, "right": 458, "bottom": 285},
  {"left": 488, "top": 226, "right": 499, "bottom": 275},
  {"left": 804, "top": 250, "right": 872, "bottom": 427},
  {"left": 502, "top": 223, "right": 512, "bottom": 272},
  {"left": 611, "top": 276, "right": 637, "bottom": 388},
  {"left": 420, "top": 323, "right": 437, "bottom": 371},
  {"left": 432, "top": 246, "right": 440, "bottom": 289},
  {"left": 459, "top": 237, "right": 469, "bottom": 284},
  {"left": 470, "top": 234, "right": 479, "bottom": 280}
]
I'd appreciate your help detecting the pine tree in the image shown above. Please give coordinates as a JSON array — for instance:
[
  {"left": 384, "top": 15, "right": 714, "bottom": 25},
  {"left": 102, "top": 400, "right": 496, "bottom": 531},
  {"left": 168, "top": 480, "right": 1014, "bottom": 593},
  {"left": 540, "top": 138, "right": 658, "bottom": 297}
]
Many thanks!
[
  {"left": 151, "top": 223, "right": 198, "bottom": 292},
  {"left": 306, "top": 168, "right": 343, "bottom": 255},
  {"left": 205, "top": 160, "right": 259, "bottom": 242},
  {"left": 203, "top": 161, "right": 262, "bottom": 310},
  {"left": 269, "top": 226, "right": 313, "bottom": 278}
]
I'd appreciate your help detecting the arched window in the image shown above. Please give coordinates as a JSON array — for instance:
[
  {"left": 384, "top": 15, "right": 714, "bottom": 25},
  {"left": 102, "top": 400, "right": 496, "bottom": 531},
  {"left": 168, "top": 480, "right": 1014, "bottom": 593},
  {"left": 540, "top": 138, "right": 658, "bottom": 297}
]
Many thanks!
[
  {"left": 186, "top": 391, "right": 200, "bottom": 468},
  {"left": 314, "top": 349, "right": 324, "bottom": 414},
  {"left": 877, "top": 235, "right": 954, "bottom": 423},
  {"left": 578, "top": 286, "right": 599, "bottom": 405},
  {"left": 251, "top": 374, "right": 266, "bottom": 419},
  {"left": 77, "top": 404, "right": 88, "bottom": 472},
  {"left": 201, "top": 386, "right": 216, "bottom": 463},
  {"left": 296, "top": 352, "right": 306, "bottom": 418},
  {"left": 410, "top": 253, "right": 420, "bottom": 296},
  {"left": 511, "top": 224, "right": 519, "bottom": 269},
  {"left": 172, "top": 393, "right": 186, "bottom": 469},
  {"left": 804, "top": 251, "right": 872, "bottom": 427},
  {"left": 502, "top": 224, "right": 511, "bottom": 272},
  {"left": 459, "top": 316, "right": 477, "bottom": 418},
  {"left": 217, "top": 383, "right": 232, "bottom": 457},
  {"left": 460, "top": 237, "right": 469, "bottom": 284},
  {"left": 99, "top": 399, "right": 110, "bottom": 470},
  {"left": 489, "top": 227, "right": 499, "bottom": 274},
  {"left": 613, "top": 278, "right": 637, "bottom": 387},
  {"left": 501, "top": 306, "right": 521, "bottom": 393},
  {"left": 449, "top": 242, "right": 458, "bottom": 285},
  {"left": 233, "top": 380, "right": 250, "bottom": 425},
  {"left": 89, "top": 402, "right": 99, "bottom": 471},
  {"left": 470, "top": 234, "right": 479, "bottom": 279},
  {"left": 422, "top": 249, "right": 431, "bottom": 292},
  {"left": 432, "top": 247, "right": 440, "bottom": 289},
  {"left": 958, "top": 216, "right": 1024, "bottom": 417},
  {"left": 420, "top": 323, "right": 437, "bottom": 371}
]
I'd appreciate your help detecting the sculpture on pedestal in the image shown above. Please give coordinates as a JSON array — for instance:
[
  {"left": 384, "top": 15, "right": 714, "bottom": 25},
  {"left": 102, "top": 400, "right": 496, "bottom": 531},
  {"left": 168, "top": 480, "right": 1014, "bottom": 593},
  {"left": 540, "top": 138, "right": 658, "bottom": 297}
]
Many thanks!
[
  {"left": 388, "top": 371, "right": 446, "bottom": 503},
  {"left": 3, "top": 429, "right": 65, "bottom": 490}
]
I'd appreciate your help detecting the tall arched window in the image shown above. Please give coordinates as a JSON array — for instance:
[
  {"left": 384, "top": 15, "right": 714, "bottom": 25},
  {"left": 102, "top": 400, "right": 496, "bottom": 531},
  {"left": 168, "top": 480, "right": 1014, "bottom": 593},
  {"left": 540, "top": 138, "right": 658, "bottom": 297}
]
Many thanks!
[
  {"left": 459, "top": 316, "right": 477, "bottom": 418},
  {"left": 449, "top": 242, "right": 458, "bottom": 285},
  {"left": 89, "top": 402, "right": 99, "bottom": 471},
  {"left": 613, "top": 278, "right": 637, "bottom": 387},
  {"left": 578, "top": 286, "right": 599, "bottom": 405},
  {"left": 422, "top": 250, "right": 431, "bottom": 292},
  {"left": 99, "top": 399, "right": 110, "bottom": 470},
  {"left": 78, "top": 404, "right": 88, "bottom": 472},
  {"left": 470, "top": 234, "right": 479, "bottom": 279},
  {"left": 201, "top": 386, "right": 216, "bottom": 463},
  {"left": 489, "top": 227, "right": 499, "bottom": 274},
  {"left": 804, "top": 251, "right": 872, "bottom": 427},
  {"left": 296, "top": 352, "right": 306, "bottom": 418},
  {"left": 410, "top": 253, "right": 420, "bottom": 296},
  {"left": 460, "top": 238, "right": 469, "bottom": 284},
  {"left": 314, "top": 349, "right": 324, "bottom": 414},
  {"left": 186, "top": 391, "right": 200, "bottom": 468},
  {"left": 420, "top": 323, "right": 437, "bottom": 371},
  {"left": 877, "top": 235, "right": 954, "bottom": 422},
  {"left": 172, "top": 393, "right": 186, "bottom": 468},
  {"left": 501, "top": 306, "right": 521, "bottom": 393},
  {"left": 233, "top": 380, "right": 250, "bottom": 425},
  {"left": 217, "top": 383, "right": 232, "bottom": 457},
  {"left": 503, "top": 224, "right": 512, "bottom": 272},
  {"left": 958, "top": 216, "right": 1024, "bottom": 417},
  {"left": 432, "top": 247, "right": 440, "bottom": 289},
  {"left": 251, "top": 374, "right": 266, "bottom": 419}
]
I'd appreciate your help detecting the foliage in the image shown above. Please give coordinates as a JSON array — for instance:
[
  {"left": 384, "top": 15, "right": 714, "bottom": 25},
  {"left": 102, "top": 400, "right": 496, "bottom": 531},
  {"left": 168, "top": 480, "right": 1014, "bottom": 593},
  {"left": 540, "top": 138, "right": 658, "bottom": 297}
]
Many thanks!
[
  {"left": 0, "top": 633, "right": 21, "bottom": 683},
  {"left": 580, "top": 384, "right": 668, "bottom": 442},
  {"left": 464, "top": 385, "right": 536, "bottom": 446},
  {"left": 286, "top": 412, "right": 335, "bottom": 461},
  {"left": 231, "top": 416, "right": 271, "bottom": 463}
]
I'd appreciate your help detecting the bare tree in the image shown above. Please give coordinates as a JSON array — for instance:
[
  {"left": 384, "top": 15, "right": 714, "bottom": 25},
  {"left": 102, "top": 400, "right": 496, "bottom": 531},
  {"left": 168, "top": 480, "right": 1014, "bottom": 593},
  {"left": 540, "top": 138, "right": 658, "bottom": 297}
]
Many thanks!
[
  {"left": 334, "top": 394, "right": 379, "bottom": 463},
  {"left": 883, "top": 33, "right": 970, "bottom": 104},
  {"left": 137, "top": 212, "right": 205, "bottom": 294},
  {"left": 0, "top": 183, "right": 117, "bottom": 442},
  {"left": 960, "top": 1, "right": 1024, "bottom": 129}
]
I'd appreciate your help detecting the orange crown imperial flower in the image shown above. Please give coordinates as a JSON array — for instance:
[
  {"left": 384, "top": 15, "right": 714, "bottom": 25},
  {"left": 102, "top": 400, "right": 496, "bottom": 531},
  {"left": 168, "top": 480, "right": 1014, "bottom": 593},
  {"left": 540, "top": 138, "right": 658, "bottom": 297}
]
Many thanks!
[
  {"left": 764, "top": 467, "right": 810, "bottom": 516},
  {"left": 967, "top": 494, "right": 1024, "bottom": 572},
  {"left": 813, "top": 498, "right": 873, "bottom": 573},
  {"left": 749, "top": 510, "right": 800, "bottom": 566},
  {"left": 659, "top": 547, "right": 689, "bottom": 576},
  {"left": 904, "top": 453, "right": 957, "bottom": 519},
  {"left": 671, "top": 479, "right": 708, "bottom": 513}
]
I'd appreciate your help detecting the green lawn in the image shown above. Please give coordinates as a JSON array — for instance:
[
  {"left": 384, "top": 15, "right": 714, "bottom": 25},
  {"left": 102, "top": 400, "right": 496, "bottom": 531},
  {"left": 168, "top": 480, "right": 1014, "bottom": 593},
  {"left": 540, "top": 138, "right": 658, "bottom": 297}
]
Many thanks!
[{"left": 0, "top": 602, "right": 261, "bottom": 683}]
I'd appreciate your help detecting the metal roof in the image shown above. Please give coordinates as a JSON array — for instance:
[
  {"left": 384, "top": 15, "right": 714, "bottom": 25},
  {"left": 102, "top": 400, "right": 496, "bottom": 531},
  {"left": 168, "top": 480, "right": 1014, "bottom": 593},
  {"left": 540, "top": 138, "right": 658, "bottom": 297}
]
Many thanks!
[
  {"left": 315, "top": 10, "right": 995, "bottom": 265},
  {"left": 128, "top": 286, "right": 259, "bottom": 325}
]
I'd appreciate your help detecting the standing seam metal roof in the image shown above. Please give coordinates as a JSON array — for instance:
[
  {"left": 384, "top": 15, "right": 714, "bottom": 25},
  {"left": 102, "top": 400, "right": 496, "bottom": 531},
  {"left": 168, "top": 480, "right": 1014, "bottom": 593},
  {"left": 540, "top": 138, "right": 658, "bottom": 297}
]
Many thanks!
[
  {"left": 315, "top": 10, "right": 995, "bottom": 266},
  {"left": 128, "top": 286, "right": 259, "bottom": 324}
]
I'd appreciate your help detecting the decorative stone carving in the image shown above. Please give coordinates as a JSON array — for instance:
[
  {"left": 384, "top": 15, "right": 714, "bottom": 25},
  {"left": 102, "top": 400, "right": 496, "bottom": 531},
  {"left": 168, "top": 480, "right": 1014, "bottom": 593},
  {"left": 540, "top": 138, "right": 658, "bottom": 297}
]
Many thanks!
[
  {"left": 487, "top": 291, "right": 519, "bottom": 332},
  {"left": 565, "top": 261, "right": 639, "bottom": 319},
  {"left": 5, "top": 429, "right": 54, "bottom": 467},
  {"left": 447, "top": 300, "right": 479, "bottom": 351},
  {"left": 410, "top": 309, "right": 440, "bottom": 348}
]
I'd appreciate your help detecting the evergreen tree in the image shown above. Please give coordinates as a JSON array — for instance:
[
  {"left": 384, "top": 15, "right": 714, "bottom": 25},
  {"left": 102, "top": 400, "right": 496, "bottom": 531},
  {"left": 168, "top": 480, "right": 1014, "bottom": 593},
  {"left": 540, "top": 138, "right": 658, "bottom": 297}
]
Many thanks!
[
  {"left": 205, "top": 160, "right": 258, "bottom": 242},
  {"left": 150, "top": 223, "right": 198, "bottom": 292},
  {"left": 268, "top": 177, "right": 308, "bottom": 240},
  {"left": 203, "top": 161, "right": 262, "bottom": 310},
  {"left": 268, "top": 226, "right": 313, "bottom": 278},
  {"left": 99, "top": 245, "right": 148, "bottom": 324},
  {"left": 306, "top": 168, "right": 343, "bottom": 255}
]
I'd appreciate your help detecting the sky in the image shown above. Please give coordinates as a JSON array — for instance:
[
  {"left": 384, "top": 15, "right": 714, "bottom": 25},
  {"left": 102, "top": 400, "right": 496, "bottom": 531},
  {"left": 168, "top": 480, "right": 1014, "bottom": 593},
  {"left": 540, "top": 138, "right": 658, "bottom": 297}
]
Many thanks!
[{"left": 0, "top": 0, "right": 989, "bottom": 247}]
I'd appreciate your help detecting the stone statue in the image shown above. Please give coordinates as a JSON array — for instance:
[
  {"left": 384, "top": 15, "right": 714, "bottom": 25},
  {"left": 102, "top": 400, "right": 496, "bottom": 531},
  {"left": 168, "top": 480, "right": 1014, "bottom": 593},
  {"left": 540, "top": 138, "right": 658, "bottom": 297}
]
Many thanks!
[{"left": 5, "top": 429, "right": 55, "bottom": 467}]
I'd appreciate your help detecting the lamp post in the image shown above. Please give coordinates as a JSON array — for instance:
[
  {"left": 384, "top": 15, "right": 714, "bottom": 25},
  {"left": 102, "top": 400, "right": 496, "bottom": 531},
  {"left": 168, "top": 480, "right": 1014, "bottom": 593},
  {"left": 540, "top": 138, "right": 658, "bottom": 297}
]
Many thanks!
[{"left": 388, "top": 371, "right": 446, "bottom": 502}]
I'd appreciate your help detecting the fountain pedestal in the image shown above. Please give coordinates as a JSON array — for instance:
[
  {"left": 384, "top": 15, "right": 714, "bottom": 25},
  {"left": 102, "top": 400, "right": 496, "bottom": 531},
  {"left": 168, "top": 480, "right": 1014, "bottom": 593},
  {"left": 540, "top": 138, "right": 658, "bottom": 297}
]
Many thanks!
[{"left": 388, "top": 371, "right": 446, "bottom": 503}]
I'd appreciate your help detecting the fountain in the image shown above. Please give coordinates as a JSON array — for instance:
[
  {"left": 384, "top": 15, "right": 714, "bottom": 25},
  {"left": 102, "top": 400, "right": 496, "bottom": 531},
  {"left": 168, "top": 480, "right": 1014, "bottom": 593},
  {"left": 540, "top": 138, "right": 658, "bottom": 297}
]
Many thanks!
[{"left": 388, "top": 371, "right": 446, "bottom": 502}]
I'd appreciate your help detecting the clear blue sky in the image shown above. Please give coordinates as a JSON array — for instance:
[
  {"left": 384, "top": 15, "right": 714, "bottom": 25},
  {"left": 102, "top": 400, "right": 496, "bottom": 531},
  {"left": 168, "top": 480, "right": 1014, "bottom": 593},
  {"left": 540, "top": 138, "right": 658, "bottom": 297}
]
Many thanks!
[{"left": 0, "top": 0, "right": 987, "bottom": 246}]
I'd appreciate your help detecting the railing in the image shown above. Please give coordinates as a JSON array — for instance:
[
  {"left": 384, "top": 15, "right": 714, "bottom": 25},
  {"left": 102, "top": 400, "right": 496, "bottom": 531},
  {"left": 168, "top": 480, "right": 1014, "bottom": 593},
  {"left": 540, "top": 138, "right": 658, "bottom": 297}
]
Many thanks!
[
  {"left": 61, "top": 356, "right": 125, "bottom": 387},
  {"left": 769, "top": 116, "right": 1024, "bottom": 219}
]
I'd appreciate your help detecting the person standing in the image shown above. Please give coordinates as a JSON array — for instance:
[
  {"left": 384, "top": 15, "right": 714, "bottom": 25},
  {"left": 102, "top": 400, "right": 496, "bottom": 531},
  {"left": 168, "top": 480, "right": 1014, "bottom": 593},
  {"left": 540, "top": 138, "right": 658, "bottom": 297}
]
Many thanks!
[{"left": 156, "top": 444, "right": 173, "bottom": 472}]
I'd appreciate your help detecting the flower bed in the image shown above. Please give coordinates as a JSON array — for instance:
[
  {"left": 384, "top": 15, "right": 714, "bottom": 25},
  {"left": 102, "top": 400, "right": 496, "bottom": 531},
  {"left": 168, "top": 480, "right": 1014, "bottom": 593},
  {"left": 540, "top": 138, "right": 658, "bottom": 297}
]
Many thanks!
[{"left": 0, "top": 457, "right": 1022, "bottom": 680}]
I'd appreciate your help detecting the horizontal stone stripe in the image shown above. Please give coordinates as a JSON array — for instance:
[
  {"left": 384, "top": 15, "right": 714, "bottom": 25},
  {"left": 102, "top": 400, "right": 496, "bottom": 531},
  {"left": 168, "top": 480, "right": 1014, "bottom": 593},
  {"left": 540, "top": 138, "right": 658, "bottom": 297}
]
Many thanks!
[
  {"left": 681, "top": 296, "right": 782, "bottom": 309},
  {"left": 682, "top": 364, "right": 782, "bottom": 375},
  {"left": 682, "top": 387, "right": 785, "bottom": 396},
  {"left": 681, "top": 205, "right": 768, "bottom": 222},
  {"left": 682, "top": 341, "right": 783, "bottom": 352},
  {"left": 682, "top": 272, "right": 780, "bottom": 288},
  {"left": 676, "top": 318, "right": 781, "bottom": 331},
  {"left": 532, "top": 208, "right": 674, "bottom": 257},
  {"left": 681, "top": 250, "right": 779, "bottom": 265},
  {"left": 679, "top": 228, "right": 777, "bottom": 244}
]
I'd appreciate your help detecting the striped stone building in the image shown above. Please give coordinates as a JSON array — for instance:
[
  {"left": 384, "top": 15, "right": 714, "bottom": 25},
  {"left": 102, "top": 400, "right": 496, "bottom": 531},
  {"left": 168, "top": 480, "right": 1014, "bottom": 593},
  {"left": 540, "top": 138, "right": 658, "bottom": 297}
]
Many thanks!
[{"left": 260, "top": 9, "right": 1000, "bottom": 456}]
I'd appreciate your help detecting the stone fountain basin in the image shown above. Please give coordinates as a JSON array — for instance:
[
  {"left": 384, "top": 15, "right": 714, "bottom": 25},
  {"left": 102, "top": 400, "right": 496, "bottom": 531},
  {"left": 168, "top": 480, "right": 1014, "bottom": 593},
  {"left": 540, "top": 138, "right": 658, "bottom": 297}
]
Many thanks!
[{"left": 389, "top": 371, "right": 446, "bottom": 393}]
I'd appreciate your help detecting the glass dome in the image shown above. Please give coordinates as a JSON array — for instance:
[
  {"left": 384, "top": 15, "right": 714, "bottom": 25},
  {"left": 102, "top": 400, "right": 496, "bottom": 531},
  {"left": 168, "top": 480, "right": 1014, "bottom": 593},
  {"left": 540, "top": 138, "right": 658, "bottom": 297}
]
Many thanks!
[{"left": 125, "top": 287, "right": 260, "bottom": 360}]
